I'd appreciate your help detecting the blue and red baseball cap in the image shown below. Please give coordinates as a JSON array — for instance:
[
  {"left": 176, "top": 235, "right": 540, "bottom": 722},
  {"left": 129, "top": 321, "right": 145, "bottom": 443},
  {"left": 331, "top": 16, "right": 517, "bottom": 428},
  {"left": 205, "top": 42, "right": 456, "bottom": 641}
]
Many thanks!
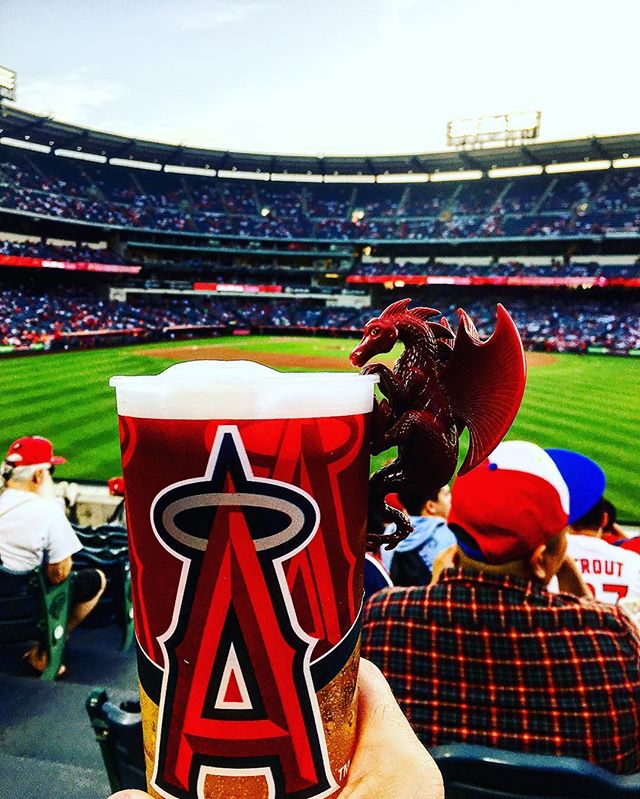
[
  {"left": 4, "top": 436, "right": 67, "bottom": 467},
  {"left": 448, "top": 440, "right": 570, "bottom": 564},
  {"left": 545, "top": 449, "right": 606, "bottom": 525}
]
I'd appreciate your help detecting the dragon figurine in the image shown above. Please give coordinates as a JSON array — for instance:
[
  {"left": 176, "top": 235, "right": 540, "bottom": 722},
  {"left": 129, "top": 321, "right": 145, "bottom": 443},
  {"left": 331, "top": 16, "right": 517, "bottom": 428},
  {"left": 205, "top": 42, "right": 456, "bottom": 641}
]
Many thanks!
[{"left": 350, "top": 298, "right": 527, "bottom": 548}]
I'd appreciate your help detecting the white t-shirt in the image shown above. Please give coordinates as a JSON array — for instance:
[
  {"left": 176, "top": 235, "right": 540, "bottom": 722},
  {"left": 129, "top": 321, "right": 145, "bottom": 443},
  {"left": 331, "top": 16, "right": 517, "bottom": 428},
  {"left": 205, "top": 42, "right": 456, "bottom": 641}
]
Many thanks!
[
  {"left": 566, "top": 533, "right": 640, "bottom": 605},
  {"left": 0, "top": 487, "right": 82, "bottom": 572}
]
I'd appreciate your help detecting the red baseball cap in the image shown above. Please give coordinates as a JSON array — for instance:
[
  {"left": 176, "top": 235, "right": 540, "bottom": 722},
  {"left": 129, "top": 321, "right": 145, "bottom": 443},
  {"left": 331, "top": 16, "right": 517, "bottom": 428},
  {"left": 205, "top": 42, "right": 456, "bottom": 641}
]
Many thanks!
[
  {"left": 4, "top": 436, "right": 67, "bottom": 467},
  {"left": 448, "top": 441, "right": 570, "bottom": 564}
]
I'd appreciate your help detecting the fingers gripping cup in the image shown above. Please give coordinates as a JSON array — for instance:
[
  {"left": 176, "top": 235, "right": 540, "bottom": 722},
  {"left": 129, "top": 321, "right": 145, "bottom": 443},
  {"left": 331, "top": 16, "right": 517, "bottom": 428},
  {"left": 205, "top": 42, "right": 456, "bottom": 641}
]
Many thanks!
[{"left": 110, "top": 361, "right": 378, "bottom": 799}]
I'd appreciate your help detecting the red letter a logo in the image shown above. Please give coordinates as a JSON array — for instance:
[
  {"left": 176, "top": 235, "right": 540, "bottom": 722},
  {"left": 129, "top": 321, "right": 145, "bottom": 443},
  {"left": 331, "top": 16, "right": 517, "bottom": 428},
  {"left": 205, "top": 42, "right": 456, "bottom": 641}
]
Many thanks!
[{"left": 150, "top": 426, "right": 337, "bottom": 799}]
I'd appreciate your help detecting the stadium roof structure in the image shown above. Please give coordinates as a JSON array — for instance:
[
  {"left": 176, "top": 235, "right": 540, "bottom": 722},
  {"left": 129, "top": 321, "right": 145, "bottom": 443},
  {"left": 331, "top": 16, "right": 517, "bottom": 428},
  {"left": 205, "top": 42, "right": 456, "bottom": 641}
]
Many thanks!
[{"left": 2, "top": 105, "right": 640, "bottom": 177}]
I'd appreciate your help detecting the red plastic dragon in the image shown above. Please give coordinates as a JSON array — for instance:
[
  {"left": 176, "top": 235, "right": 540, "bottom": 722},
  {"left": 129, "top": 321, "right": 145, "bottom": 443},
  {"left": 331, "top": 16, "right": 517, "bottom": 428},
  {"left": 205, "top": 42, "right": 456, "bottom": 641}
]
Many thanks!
[{"left": 350, "top": 298, "right": 527, "bottom": 548}]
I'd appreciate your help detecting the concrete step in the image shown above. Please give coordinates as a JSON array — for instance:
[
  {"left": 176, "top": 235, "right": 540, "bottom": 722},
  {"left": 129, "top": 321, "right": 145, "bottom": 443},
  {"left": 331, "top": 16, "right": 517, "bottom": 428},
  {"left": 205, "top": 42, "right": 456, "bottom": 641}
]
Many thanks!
[
  {"left": 0, "top": 751, "right": 109, "bottom": 799},
  {"left": 0, "top": 673, "right": 108, "bottom": 770},
  {"left": 0, "top": 625, "right": 138, "bottom": 692},
  {"left": 62, "top": 626, "right": 138, "bottom": 692},
  {"left": 0, "top": 625, "right": 140, "bottom": 799}
]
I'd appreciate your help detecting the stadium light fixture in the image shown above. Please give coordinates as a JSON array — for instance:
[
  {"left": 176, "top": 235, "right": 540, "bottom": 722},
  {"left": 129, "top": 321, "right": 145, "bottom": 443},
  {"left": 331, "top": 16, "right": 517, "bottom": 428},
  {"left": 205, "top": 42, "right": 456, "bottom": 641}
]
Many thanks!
[
  {"left": 270, "top": 173, "right": 324, "bottom": 183},
  {"left": 612, "top": 157, "right": 640, "bottom": 169},
  {"left": 217, "top": 169, "right": 270, "bottom": 181},
  {"left": 0, "top": 136, "right": 50, "bottom": 153},
  {"left": 376, "top": 173, "right": 429, "bottom": 183},
  {"left": 164, "top": 164, "right": 217, "bottom": 176},
  {"left": 110, "top": 157, "right": 163, "bottom": 171},
  {"left": 447, "top": 111, "right": 541, "bottom": 149},
  {"left": 545, "top": 160, "right": 610, "bottom": 174},
  {"left": 488, "top": 165, "right": 544, "bottom": 179},
  {"left": 430, "top": 170, "right": 483, "bottom": 182},
  {"left": 55, "top": 148, "right": 107, "bottom": 163},
  {"left": 323, "top": 174, "right": 376, "bottom": 183}
]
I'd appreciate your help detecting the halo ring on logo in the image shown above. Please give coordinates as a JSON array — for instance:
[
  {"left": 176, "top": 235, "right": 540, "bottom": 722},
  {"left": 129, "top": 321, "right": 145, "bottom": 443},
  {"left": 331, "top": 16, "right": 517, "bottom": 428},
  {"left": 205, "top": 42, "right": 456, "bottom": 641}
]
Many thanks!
[{"left": 161, "top": 492, "right": 307, "bottom": 553}]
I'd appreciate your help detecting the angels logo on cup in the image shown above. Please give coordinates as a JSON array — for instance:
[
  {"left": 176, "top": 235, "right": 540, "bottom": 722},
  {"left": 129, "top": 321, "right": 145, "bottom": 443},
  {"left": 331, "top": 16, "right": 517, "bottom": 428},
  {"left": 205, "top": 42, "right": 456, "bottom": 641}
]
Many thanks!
[{"left": 149, "top": 425, "right": 339, "bottom": 799}]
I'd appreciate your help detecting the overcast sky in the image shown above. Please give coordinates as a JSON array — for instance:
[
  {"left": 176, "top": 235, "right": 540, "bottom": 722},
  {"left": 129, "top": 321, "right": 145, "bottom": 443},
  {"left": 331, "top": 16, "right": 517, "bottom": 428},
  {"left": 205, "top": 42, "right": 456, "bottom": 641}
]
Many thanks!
[{"left": 1, "top": 0, "right": 639, "bottom": 156}]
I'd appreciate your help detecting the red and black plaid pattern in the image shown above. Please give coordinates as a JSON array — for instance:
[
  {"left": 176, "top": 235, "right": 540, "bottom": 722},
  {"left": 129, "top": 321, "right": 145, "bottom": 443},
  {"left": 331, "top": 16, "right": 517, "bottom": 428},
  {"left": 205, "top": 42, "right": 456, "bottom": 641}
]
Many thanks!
[{"left": 362, "top": 567, "right": 640, "bottom": 774}]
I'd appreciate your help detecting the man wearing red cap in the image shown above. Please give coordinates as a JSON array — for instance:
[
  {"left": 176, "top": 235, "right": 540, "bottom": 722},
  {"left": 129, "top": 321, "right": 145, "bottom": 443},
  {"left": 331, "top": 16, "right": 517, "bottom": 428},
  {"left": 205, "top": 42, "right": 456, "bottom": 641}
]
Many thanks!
[
  {"left": 362, "top": 441, "right": 640, "bottom": 775},
  {"left": 0, "top": 436, "right": 106, "bottom": 675}
]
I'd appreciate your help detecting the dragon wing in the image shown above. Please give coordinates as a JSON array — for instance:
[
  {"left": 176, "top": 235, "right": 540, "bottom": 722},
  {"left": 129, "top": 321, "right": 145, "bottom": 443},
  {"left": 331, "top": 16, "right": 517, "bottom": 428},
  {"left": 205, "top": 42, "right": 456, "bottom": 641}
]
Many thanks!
[{"left": 441, "top": 304, "right": 527, "bottom": 475}]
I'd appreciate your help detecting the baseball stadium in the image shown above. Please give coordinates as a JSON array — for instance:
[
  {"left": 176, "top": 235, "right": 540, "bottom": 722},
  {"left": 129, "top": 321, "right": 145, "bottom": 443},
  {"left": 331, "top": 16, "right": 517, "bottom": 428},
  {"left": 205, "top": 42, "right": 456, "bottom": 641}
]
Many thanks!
[{"left": 1, "top": 6, "right": 640, "bottom": 797}]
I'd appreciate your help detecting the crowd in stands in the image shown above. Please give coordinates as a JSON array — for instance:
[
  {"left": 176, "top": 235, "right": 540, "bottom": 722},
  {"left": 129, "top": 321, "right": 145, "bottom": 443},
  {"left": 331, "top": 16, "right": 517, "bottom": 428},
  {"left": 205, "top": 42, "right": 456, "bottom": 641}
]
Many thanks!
[
  {"left": 0, "top": 238, "right": 125, "bottom": 264},
  {"left": 3, "top": 151, "right": 640, "bottom": 239},
  {"left": 353, "top": 259, "right": 640, "bottom": 278},
  {"left": 1, "top": 284, "right": 638, "bottom": 353}
]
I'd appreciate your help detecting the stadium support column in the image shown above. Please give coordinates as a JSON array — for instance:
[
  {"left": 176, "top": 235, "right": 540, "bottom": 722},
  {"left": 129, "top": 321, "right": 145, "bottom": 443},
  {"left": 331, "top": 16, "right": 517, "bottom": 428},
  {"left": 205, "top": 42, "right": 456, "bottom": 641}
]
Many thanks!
[{"left": 107, "top": 231, "right": 124, "bottom": 259}]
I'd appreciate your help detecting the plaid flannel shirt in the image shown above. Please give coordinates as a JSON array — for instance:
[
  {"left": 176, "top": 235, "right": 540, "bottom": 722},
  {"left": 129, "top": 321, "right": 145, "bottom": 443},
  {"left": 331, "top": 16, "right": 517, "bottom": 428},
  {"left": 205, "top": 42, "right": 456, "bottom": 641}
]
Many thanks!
[{"left": 362, "top": 567, "right": 640, "bottom": 774}]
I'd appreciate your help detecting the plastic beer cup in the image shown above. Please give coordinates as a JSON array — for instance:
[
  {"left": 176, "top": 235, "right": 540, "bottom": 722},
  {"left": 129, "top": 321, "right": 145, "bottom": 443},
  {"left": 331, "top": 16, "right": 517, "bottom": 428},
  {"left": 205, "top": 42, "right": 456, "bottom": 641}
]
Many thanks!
[{"left": 110, "top": 361, "right": 378, "bottom": 799}]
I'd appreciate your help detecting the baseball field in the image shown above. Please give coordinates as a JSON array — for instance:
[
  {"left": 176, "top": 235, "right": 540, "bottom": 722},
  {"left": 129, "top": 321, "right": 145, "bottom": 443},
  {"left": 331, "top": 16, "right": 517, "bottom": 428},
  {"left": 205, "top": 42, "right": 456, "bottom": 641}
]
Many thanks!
[{"left": 1, "top": 335, "right": 638, "bottom": 520}]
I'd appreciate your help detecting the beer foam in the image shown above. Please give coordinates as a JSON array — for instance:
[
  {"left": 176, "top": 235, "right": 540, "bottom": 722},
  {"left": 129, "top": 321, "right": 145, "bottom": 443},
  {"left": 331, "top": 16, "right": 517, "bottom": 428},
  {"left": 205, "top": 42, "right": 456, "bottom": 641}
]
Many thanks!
[{"left": 110, "top": 360, "right": 378, "bottom": 419}]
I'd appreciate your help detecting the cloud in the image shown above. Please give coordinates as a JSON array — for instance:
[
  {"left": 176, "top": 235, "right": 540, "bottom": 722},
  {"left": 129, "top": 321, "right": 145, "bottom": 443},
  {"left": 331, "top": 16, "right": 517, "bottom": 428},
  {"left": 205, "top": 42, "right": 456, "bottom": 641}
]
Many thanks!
[
  {"left": 16, "top": 69, "right": 122, "bottom": 124},
  {"left": 176, "top": 1, "right": 279, "bottom": 30}
]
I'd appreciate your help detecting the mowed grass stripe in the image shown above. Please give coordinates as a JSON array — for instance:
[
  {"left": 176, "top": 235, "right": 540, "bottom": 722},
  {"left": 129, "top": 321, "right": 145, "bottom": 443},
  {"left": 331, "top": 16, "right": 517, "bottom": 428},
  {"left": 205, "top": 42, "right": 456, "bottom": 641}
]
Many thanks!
[
  {"left": 1, "top": 342, "right": 638, "bottom": 520},
  {"left": 510, "top": 423, "right": 632, "bottom": 462},
  {"left": 515, "top": 408, "right": 638, "bottom": 447},
  {"left": 523, "top": 388, "right": 638, "bottom": 417}
]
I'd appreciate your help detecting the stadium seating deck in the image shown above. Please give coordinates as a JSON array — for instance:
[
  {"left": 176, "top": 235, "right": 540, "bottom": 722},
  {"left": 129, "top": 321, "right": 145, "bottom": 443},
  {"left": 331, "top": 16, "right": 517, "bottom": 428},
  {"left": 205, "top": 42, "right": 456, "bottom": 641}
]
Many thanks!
[{"left": 2, "top": 147, "right": 640, "bottom": 239}]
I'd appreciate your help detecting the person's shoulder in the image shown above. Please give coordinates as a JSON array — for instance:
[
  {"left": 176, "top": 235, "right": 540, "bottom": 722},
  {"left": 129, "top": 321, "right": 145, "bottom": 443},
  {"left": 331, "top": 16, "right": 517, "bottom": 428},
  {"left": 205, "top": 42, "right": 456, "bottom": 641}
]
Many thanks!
[
  {"left": 554, "top": 590, "right": 640, "bottom": 636},
  {"left": 620, "top": 537, "right": 640, "bottom": 555},
  {"left": 364, "top": 584, "right": 431, "bottom": 620},
  {"left": 19, "top": 495, "right": 71, "bottom": 528},
  {"left": 0, "top": 488, "right": 41, "bottom": 514},
  {"left": 616, "top": 543, "right": 640, "bottom": 566}
]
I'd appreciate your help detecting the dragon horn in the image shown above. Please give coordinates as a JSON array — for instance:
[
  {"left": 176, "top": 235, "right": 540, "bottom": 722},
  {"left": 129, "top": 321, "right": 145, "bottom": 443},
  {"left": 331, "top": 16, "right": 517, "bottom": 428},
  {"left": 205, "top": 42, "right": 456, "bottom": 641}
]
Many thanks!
[
  {"left": 440, "top": 315, "right": 454, "bottom": 333},
  {"left": 428, "top": 321, "right": 455, "bottom": 339},
  {"left": 409, "top": 306, "right": 441, "bottom": 321},
  {"left": 457, "top": 308, "right": 480, "bottom": 341},
  {"left": 380, "top": 298, "right": 412, "bottom": 317},
  {"left": 437, "top": 340, "right": 454, "bottom": 358}
]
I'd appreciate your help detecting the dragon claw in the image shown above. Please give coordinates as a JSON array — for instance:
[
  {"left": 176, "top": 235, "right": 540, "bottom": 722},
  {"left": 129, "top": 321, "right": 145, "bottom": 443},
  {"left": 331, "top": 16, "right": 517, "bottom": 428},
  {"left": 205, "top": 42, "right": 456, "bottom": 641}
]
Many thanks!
[{"left": 366, "top": 503, "right": 413, "bottom": 550}]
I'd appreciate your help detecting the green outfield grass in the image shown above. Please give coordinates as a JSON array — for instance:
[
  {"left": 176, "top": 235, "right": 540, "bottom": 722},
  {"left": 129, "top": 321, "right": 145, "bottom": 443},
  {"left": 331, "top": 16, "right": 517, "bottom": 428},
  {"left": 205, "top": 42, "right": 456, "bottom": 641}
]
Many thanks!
[{"left": 1, "top": 336, "right": 639, "bottom": 520}]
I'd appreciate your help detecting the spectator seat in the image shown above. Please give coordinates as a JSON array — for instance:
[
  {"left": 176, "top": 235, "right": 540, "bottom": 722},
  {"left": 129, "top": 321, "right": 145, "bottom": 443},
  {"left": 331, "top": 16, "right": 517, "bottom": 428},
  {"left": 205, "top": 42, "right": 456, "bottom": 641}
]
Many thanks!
[
  {"left": 0, "top": 564, "right": 72, "bottom": 680},
  {"left": 72, "top": 547, "right": 134, "bottom": 651},
  {"left": 73, "top": 523, "right": 128, "bottom": 551},
  {"left": 85, "top": 689, "right": 145, "bottom": 793},
  {"left": 430, "top": 743, "right": 640, "bottom": 799}
]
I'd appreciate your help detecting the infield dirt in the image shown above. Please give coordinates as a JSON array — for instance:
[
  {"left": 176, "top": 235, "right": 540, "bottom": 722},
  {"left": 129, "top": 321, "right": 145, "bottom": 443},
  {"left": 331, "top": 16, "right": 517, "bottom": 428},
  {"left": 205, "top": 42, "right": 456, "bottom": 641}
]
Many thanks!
[{"left": 141, "top": 343, "right": 556, "bottom": 370}]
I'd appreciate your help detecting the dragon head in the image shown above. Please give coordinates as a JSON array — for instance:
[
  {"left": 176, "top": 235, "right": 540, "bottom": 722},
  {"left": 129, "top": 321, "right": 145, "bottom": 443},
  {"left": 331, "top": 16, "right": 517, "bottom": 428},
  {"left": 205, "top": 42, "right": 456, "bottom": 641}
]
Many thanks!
[
  {"left": 349, "top": 314, "right": 399, "bottom": 367},
  {"left": 350, "top": 298, "right": 449, "bottom": 368}
]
